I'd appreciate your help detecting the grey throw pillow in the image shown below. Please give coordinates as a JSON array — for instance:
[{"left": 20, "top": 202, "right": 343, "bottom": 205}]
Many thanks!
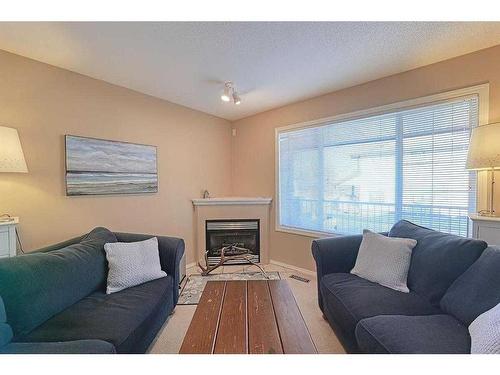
[
  {"left": 469, "top": 302, "right": 500, "bottom": 354},
  {"left": 351, "top": 230, "right": 417, "bottom": 293},
  {"left": 104, "top": 237, "right": 167, "bottom": 294}
]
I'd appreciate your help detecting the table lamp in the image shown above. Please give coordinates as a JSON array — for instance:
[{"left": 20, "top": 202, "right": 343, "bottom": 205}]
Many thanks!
[
  {"left": 0, "top": 126, "right": 28, "bottom": 222},
  {"left": 466, "top": 122, "right": 500, "bottom": 216}
]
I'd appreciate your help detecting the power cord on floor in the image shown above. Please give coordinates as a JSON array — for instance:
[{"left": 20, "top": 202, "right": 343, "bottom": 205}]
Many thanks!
[{"left": 16, "top": 228, "right": 24, "bottom": 254}]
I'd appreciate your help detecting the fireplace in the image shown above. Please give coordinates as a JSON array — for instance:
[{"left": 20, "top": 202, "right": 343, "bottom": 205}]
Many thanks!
[{"left": 205, "top": 219, "right": 260, "bottom": 265}]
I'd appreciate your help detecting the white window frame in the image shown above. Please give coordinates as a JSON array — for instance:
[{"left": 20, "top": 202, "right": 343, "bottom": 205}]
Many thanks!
[{"left": 275, "top": 84, "right": 490, "bottom": 238}]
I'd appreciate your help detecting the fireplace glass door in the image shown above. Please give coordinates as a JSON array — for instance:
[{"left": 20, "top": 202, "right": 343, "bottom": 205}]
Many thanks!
[{"left": 205, "top": 219, "right": 260, "bottom": 265}]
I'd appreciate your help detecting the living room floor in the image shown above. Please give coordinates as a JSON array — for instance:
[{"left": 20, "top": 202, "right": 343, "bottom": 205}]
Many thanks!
[{"left": 148, "top": 263, "right": 345, "bottom": 354}]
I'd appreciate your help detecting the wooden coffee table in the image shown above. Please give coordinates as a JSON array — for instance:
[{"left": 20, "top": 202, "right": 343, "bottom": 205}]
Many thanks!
[{"left": 179, "top": 280, "right": 317, "bottom": 354}]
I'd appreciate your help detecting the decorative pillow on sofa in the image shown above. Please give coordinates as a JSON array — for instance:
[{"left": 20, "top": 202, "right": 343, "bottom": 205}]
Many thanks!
[
  {"left": 469, "top": 302, "right": 500, "bottom": 354},
  {"left": 104, "top": 237, "right": 166, "bottom": 294},
  {"left": 350, "top": 230, "right": 417, "bottom": 293}
]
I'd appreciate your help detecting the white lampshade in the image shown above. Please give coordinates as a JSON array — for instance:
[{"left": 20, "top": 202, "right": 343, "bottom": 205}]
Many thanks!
[
  {"left": 466, "top": 122, "right": 500, "bottom": 170},
  {"left": 0, "top": 126, "right": 28, "bottom": 173}
]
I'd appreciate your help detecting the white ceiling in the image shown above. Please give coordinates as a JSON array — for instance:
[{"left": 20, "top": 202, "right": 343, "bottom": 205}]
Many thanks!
[{"left": 0, "top": 22, "right": 499, "bottom": 121}]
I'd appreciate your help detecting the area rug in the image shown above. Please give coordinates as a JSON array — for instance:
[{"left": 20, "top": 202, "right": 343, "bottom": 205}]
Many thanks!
[{"left": 178, "top": 271, "right": 281, "bottom": 305}]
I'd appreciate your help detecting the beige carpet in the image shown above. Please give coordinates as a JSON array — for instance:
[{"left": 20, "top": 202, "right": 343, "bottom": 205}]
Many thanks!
[{"left": 148, "top": 263, "right": 345, "bottom": 354}]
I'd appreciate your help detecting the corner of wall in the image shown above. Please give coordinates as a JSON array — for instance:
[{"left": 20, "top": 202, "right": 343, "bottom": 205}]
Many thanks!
[{"left": 229, "top": 122, "right": 237, "bottom": 196}]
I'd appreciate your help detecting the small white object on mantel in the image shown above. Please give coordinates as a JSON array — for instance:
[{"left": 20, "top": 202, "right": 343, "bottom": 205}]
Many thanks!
[
  {"left": 0, "top": 217, "right": 19, "bottom": 258},
  {"left": 469, "top": 214, "right": 500, "bottom": 246},
  {"left": 192, "top": 197, "right": 272, "bottom": 206}
]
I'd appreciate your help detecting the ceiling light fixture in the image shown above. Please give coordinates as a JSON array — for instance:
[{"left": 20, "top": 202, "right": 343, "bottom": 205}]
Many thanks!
[
  {"left": 232, "top": 91, "right": 241, "bottom": 105},
  {"left": 220, "top": 81, "right": 241, "bottom": 105},
  {"left": 221, "top": 81, "right": 232, "bottom": 102}
]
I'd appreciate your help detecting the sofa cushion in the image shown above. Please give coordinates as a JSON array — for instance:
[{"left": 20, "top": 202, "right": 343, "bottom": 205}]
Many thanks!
[
  {"left": 18, "top": 276, "right": 174, "bottom": 353},
  {"left": 441, "top": 246, "right": 500, "bottom": 326},
  {"left": 0, "top": 227, "right": 117, "bottom": 337},
  {"left": 0, "top": 296, "right": 13, "bottom": 348},
  {"left": 320, "top": 273, "right": 439, "bottom": 346},
  {"left": 0, "top": 339, "right": 116, "bottom": 354},
  {"left": 389, "top": 220, "right": 487, "bottom": 306},
  {"left": 355, "top": 314, "right": 470, "bottom": 354},
  {"left": 0, "top": 323, "right": 13, "bottom": 348}
]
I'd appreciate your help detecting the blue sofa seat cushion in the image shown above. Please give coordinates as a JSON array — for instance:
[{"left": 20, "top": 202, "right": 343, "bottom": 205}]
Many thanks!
[
  {"left": 441, "top": 246, "right": 500, "bottom": 326},
  {"left": 0, "top": 227, "right": 117, "bottom": 337},
  {"left": 0, "top": 297, "right": 13, "bottom": 348},
  {"left": 18, "top": 276, "right": 174, "bottom": 353},
  {"left": 355, "top": 314, "right": 470, "bottom": 354},
  {"left": 0, "top": 339, "right": 116, "bottom": 354},
  {"left": 0, "top": 323, "right": 13, "bottom": 348},
  {"left": 320, "top": 273, "right": 439, "bottom": 345},
  {"left": 389, "top": 220, "right": 487, "bottom": 306}
]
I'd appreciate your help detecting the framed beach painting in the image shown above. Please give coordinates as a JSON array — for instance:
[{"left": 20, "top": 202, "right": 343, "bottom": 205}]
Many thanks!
[{"left": 65, "top": 135, "right": 158, "bottom": 196}]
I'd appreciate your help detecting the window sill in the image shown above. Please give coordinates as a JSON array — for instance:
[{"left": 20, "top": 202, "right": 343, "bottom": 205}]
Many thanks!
[{"left": 275, "top": 225, "right": 341, "bottom": 239}]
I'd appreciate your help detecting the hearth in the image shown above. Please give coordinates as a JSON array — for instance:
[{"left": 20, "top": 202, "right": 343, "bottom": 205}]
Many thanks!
[{"left": 205, "top": 219, "right": 260, "bottom": 265}]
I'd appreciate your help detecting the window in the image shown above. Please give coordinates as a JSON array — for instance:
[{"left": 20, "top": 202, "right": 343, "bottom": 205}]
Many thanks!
[{"left": 277, "top": 92, "right": 482, "bottom": 237}]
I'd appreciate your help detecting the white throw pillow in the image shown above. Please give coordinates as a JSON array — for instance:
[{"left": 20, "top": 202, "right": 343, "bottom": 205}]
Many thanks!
[
  {"left": 469, "top": 302, "right": 500, "bottom": 354},
  {"left": 351, "top": 230, "right": 417, "bottom": 293},
  {"left": 104, "top": 237, "right": 167, "bottom": 294}
]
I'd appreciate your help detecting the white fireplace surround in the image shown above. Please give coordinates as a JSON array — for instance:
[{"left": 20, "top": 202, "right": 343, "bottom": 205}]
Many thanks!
[{"left": 192, "top": 197, "right": 272, "bottom": 265}]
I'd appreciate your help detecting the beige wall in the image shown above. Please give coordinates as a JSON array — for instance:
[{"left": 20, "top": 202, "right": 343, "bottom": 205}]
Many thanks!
[
  {"left": 231, "top": 45, "right": 500, "bottom": 271},
  {"left": 0, "top": 50, "right": 232, "bottom": 264},
  {"left": 3, "top": 44, "right": 500, "bottom": 272}
]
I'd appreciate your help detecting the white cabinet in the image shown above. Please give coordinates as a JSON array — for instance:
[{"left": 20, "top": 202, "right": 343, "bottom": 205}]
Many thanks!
[
  {"left": 469, "top": 214, "right": 500, "bottom": 246},
  {"left": 0, "top": 217, "right": 18, "bottom": 258}
]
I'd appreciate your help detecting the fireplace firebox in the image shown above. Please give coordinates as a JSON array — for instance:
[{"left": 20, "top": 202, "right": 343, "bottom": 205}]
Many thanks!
[{"left": 205, "top": 219, "right": 260, "bottom": 266}]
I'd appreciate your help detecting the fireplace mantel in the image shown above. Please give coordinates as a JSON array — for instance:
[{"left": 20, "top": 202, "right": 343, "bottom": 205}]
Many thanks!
[{"left": 192, "top": 197, "right": 272, "bottom": 206}]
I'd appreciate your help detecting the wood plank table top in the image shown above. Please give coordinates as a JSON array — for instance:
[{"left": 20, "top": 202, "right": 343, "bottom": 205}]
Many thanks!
[{"left": 179, "top": 280, "right": 317, "bottom": 354}]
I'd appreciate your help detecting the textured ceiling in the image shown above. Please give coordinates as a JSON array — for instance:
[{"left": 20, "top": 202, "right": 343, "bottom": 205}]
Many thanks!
[{"left": 0, "top": 22, "right": 499, "bottom": 121}]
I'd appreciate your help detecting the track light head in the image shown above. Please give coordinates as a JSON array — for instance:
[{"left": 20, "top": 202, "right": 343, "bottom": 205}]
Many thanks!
[
  {"left": 220, "top": 81, "right": 241, "bottom": 105},
  {"left": 221, "top": 81, "right": 232, "bottom": 102},
  {"left": 233, "top": 91, "right": 241, "bottom": 105}
]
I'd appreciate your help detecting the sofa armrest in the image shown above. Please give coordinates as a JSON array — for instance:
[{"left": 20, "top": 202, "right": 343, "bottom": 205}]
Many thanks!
[
  {"left": 113, "top": 232, "right": 185, "bottom": 305},
  {"left": 311, "top": 235, "right": 363, "bottom": 311},
  {"left": 311, "top": 232, "right": 388, "bottom": 311},
  {"left": 312, "top": 235, "right": 363, "bottom": 275}
]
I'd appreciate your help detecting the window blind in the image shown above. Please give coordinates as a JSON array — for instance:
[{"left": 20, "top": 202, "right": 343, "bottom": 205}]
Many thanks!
[{"left": 278, "top": 95, "right": 478, "bottom": 237}]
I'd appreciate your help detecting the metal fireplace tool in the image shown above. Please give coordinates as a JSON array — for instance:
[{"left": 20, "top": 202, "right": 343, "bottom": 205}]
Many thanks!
[{"left": 198, "top": 243, "right": 269, "bottom": 278}]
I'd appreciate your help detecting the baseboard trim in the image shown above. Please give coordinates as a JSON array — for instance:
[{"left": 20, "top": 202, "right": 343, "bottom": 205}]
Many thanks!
[{"left": 270, "top": 259, "right": 316, "bottom": 277}]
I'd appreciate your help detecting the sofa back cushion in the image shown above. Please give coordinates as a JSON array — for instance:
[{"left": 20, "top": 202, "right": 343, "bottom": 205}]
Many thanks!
[
  {"left": 441, "top": 246, "right": 500, "bottom": 326},
  {"left": 0, "top": 227, "right": 116, "bottom": 337},
  {"left": 389, "top": 220, "right": 487, "bottom": 306}
]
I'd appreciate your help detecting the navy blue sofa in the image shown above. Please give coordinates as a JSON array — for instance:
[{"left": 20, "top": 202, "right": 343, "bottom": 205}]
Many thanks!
[
  {"left": 0, "top": 227, "right": 184, "bottom": 354},
  {"left": 313, "top": 220, "right": 500, "bottom": 354}
]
